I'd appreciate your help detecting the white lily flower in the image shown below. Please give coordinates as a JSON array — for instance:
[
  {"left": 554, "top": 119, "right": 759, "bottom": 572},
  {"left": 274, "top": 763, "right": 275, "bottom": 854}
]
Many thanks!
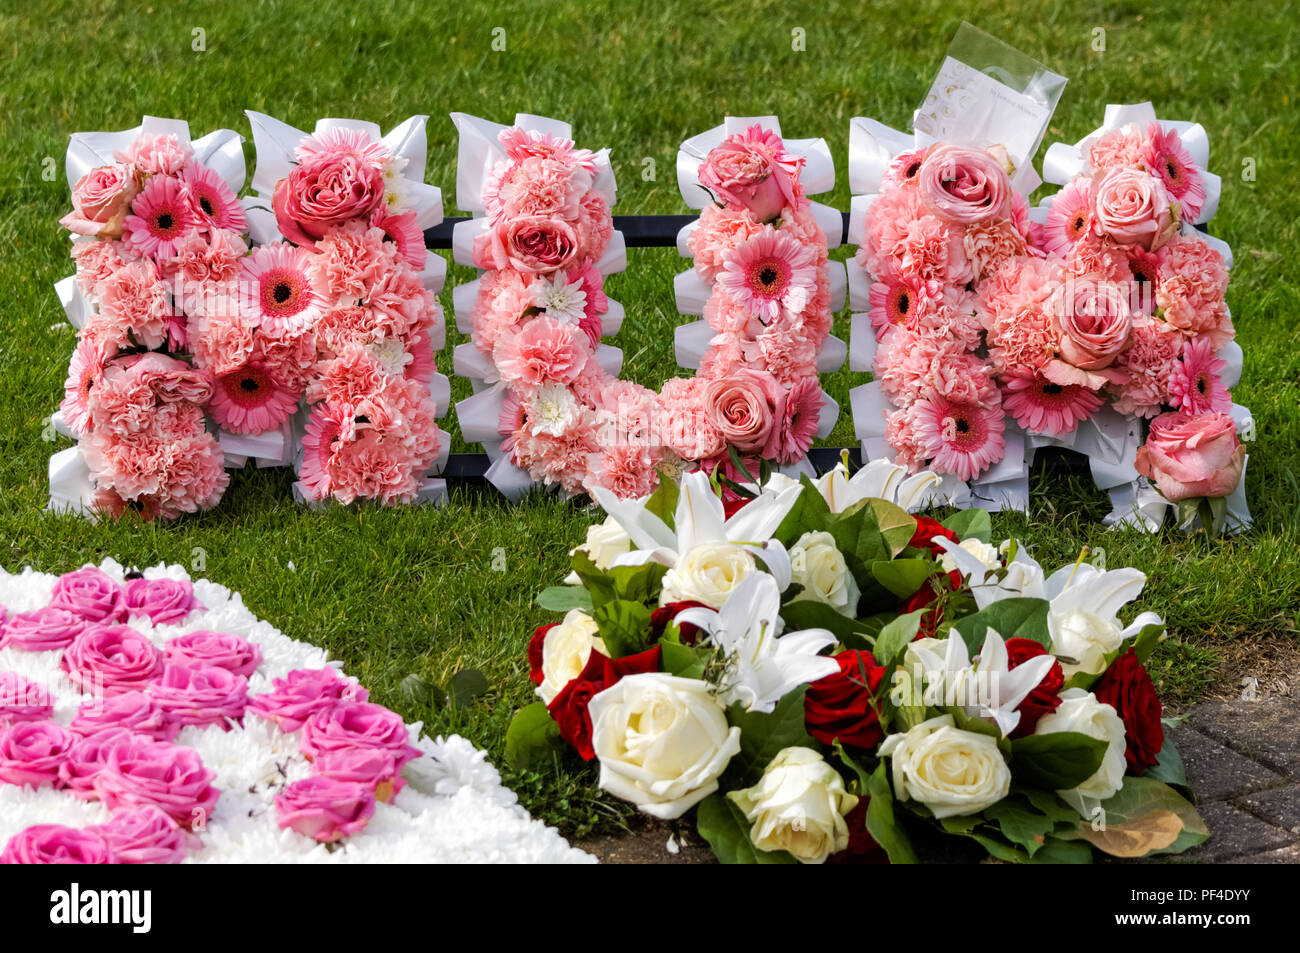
[
  {"left": 674, "top": 574, "right": 838, "bottom": 714},
  {"left": 812, "top": 460, "right": 945, "bottom": 514},
  {"left": 906, "top": 628, "right": 1056, "bottom": 736},
  {"left": 593, "top": 471, "right": 801, "bottom": 595},
  {"left": 934, "top": 536, "right": 1048, "bottom": 609}
]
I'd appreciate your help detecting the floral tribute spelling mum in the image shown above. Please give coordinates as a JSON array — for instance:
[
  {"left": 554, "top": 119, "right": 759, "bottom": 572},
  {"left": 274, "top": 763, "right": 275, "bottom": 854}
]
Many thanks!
[
  {"left": 846, "top": 104, "right": 1252, "bottom": 531},
  {"left": 240, "top": 112, "right": 451, "bottom": 506},
  {"left": 49, "top": 117, "right": 245, "bottom": 519},
  {"left": 0, "top": 561, "right": 586, "bottom": 863},
  {"left": 509, "top": 465, "right": 1206, "bottom": 863},
  {"left": 453, "top": 114, "right": 840, "bottom": 500}
]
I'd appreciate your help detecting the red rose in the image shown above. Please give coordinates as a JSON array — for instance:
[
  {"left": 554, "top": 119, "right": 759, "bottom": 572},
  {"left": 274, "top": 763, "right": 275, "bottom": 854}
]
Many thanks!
[
  {"left": 1093, "top": 650, "right": 1164, "bottom": 773},
  {"left": 999, "top": 637, "right": 1064, "bottom": 738},
  {"left": 828, "top": 800, "right": 888, "bottom": 864},
  {"left": 722, "top": 496, "right": 752, "bottom": 519},
  {"left": 527, "top": 623, "right": 555, "bottom": 686},
  {"left": 898, "top": 569, "right": 962, "bottom": 639},
  {"left": 908, "top": 515, "right": 959, "bottom": 557},
  {"left": 804, "top": 650, "right": 886, "bottom": 750},
  {"left": 649, "top": 601, "right": 709, "bottom": 646},
  {"left": 547, "top": 647, "right": 661, "bottom": 760}
]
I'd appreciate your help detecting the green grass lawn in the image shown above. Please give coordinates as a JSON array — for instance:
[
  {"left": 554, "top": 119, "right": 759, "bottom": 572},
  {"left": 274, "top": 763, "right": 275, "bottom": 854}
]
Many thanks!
[{"left": 1, "top": 0, "right": 1297, "bottom": 836}]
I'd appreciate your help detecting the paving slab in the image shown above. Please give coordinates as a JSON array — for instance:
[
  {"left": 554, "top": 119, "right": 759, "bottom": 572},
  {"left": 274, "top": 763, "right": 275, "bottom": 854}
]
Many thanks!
[
  {"left": 1167, "top": 724, "right": 1288, "bottom": 801},
  {"left": 1187, "top": 697, "right": 1300, "bottom": 778},
  {"left": 1234, "top": 785, "right": 1300, "bottom": 835},
  {"left": 1171, "top": 800, "right": 1296, "bottom": 863}
]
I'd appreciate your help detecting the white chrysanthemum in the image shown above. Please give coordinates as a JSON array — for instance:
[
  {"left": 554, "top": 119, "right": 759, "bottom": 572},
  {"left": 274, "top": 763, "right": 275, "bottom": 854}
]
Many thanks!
[
  {"left": 527, "top": 382, "right": 580, "bottom": 437},
  {"left": 382, "top": 155, "right": 411, "bottom": 211},
  {"left": 369, "top": 337, "right": 414, "bottom": 377},
  {"left": 531, "top": 273, "right": 587, "bottom": 324}
]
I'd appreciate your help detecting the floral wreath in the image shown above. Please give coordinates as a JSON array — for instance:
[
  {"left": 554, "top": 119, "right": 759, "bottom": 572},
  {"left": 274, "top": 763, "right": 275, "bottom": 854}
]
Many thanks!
[
  {"left": 50, "top": 116, "right": 247, "bottom": 520},
  {"left": 845, "top": 104, "right": 1252, "bottom": 531},
  {"left": 453, "top": 114, "right": 844, "bottom": 500},
  {"left": 0, "top": 561, "right": 584, "bottom": 862},
  {"left": 241, "top": 112, "right": 451, "bottom": 506}
]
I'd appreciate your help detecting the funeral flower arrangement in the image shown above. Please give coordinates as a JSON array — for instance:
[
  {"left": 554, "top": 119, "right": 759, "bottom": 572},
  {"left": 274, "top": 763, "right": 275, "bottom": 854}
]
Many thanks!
[
  {"left": 507, "top": 466, "right": 1206, "bottom": 863},
  {"left": 50, "top": 117, "right": 246, "bottom": 520},
  {"left": 0, "top": 561, "right": 586, "bottom": 863},
  {"left": 241, "top": 112, "right": 451, "bottom": 506},
  {"left": 453, "top": 115, "right": 840, "bottom": 500},
  {"left": 848, "top": 103, "right": 1251, "bottom": 532}
]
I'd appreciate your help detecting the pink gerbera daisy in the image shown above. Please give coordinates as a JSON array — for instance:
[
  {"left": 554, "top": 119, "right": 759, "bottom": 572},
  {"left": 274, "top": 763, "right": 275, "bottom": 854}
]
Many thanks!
[
  {"left": 1143, "top": 123, "right": 1206, "bottom": 222},
  {"left": 299, "top": 402, "right": 353, "bottom": 500},
  {"left": 717, "top": 230, "right": 817, "bottom": 323},
  {"left": 1169, "top": 336, "right": 1231, "bottom": 414},
  {"left": 239, "top": 243, "right": 323, "bottom": 332},
  {"left": 912, "top": 395, "right": 1007, "bottom": 482},
  {"left": 369, "top": 206, "right": 426, "bottom": 270},
  {"left": 179, "top": 163, "right": 248, "bottom": 234},
  {"left": 295, "top": 127, "right": 390, "bottom": 170},
  {"left": 1001, "top": 367, "right": 1103, "bottom": 437},
  {"left": 209, "top": 363, "right": 299, "bottom": 434},
  {"left": 123, "top": 175, "right": 198, "bottom": 259},
  {"left": 60, "top": 337, "right": 114, "bottom": 437},
  {"left": 770, "top": 376, "right": 823, "bottom": 464},
  {"left": 1042, "top": 179, "right": 1093, "bottom": 257}
]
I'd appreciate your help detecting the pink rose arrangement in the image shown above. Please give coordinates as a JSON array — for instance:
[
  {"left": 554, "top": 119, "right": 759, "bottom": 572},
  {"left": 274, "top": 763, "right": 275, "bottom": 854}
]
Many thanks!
[
  {"left": 245, "top": 121, "right": 446, "bottom": 506},
  {"left": 56, "top": 123, "right": 241, "bottom": 521},
  {"left": 466, "top": 121, "right": 831, "bottom": 499}
]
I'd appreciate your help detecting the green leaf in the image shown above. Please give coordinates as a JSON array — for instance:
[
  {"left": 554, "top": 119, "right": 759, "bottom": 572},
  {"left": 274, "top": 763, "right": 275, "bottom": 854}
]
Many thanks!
[
  {"left": 866, "top": 498, "right": 918, "bottom": 558},
  {"left": 1131, "top": 619, "right": 1166, "bottom": 665},
  {"left": 568, "top": 551, "right": 617, "bottom": 608},
  {"left": 445, "top": 669, "right": 490, "bottom": 708},
  {"left": 1011, "top": 731, "right": 1108, "bottom": 790},
  {"left": 771, "top": 475, "right": 832, "bottom": 546},
  {"left": 1145, "top": 737, "right": 1192, "bottom": 799},
  {"left": 870, "top": 558, "right": 933, "bottom": 599},
  {"left": 726, "top": 688, "right": 816, "bottom": 784},
  {"left": 864, "top": 760, "right": 918, "bottom": 863},
  {"left": 1070, "top": 776, "right": 1210, "bottom": 857},
  {"left": 399, "top": 672, "right": 432, "bottom": 704},
  {"left": 1028, "top": 836, "right": 1093, "bottom": 863},
  {"left": 780, "top": 598, "right": 872, "bottom": 649},
  {"left": 644, "top": 477, "right": 679, "bottom": 531},
  {"left": 696, "top": 794, "right": 797, "bottom": 864},
  {"left": 504, "top": 702, "right": 562, "bottom": 770},
  {"left": 941, "top": 508, "right": 992, "bottom": 543},
  {"left": 983, "top": 796, "right": 1059, "bottom": 855},
  {"left": 727, "top": 444, "right": 759, "bottom": 485},
  {"left": 593, "top": 599, "right": 653, "bottom": 659},
  {"left": 952, "top": 598, "right": 1052, "bottom": 654},
  {"left": 872, "top": 609, "right": 926, "bottom": 667},
  {"left": 606, "top": 561, "right": 669, "bottom": 605},
  {"left": 535, "top": 585, "right": 594, "bottom": 613},
  {"left": 660, "top": 640, "right": 708, "bottom": 679}
]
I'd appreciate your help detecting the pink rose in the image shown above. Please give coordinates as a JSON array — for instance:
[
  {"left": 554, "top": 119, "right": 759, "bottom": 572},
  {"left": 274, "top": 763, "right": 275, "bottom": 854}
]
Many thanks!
[
  {"left": 697, "top": 125, "right": 804, "bottom": 222},
  {"left": 275, "top": 776, "right": 376, "bottom": 843},
  {"left": 0, "top": 825, "right": 113, "bottom": 864},
  {"left": 70, "top": 690, "right": 180, "bottom": 742},
  {"left": 1054, "top": 276, "right": 1133, "bottom": 370},
  {"left": 89, "top": 805, "right": 187, "bottom": 864},
  {"left": 48, "top": 567, "right": 126, "bottom": 624},
  {"left": 1136, "top": 411, "right": 1244, "bottom": 501},
  {"left": 703, "top": 367, "right": 784, "bottom": 454},
  {"left": 0, "top": 721, "right": 77, "bottom": 788},
  {"left": 247, "top": 667, "right": 369, "bottom": 732},
  {"left": 61, "top": 625, "right": 165, "bottom": 696},
  {"left": 0, "top": 673, "right": 54, "bottom": 726},
  {"left": 149, "top": 664, "right": 249, "bottom": 730},
  {"left": 122, "top": 576, "right": 204, "bottom": 626},
  {"left": 1090, "top": 168, "right": 1176, "bottom": 251},
  {"left": 480, "top": 216, "right": 580, "bottom": 274},
  {"left": 273, "top": 151, "right": 385, "bottom": 247},
  {"left": 58, "top": 727, "right": 136, "bottom": 799},
  {"left": 114, "top": 353, "right": 214, "bottom": 407},
  {"left": 315, "top": 747, "right": 405, "bottom": 803},
  {"left": 299, "top": 701, "right": 421, "bottom": 769},
  {"left": 94, "top": 737, "right": 220, "bottom": 829},
  {"left": 60, "top": 163, "right": 140, "bottom": 239},
  {"left": 2, "top": 607, "right": 86, "bottom": 651},
  {"left": 164, "top": 630, "right": 262, "bottom": 678},
  {"left": 916, "top": 145, "right": 1012, "bottom": 225}
]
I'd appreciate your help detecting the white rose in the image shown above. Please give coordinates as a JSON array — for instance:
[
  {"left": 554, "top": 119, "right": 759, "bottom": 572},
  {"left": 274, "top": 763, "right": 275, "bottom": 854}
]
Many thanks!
[
  {"left": 1034, "top": 688, "right": 1127, "bottom": 809},
  {"left": 878, "top": 714, "right": 1011, "bottom": 818},
  {"left": 536, "top": 609, "right": 606, "bottom": 704},
  {"left": 940, "top": 537, "right": 1001, "bottom": 574},
  {"left": 588, "top": 673, "right": 741, "bottom": 819},
  {"left": 565, "top": 518, "right": 631, "bottom": 580},
  {"left": 660, "top": 542, "right": 756, "bottom": 608},
  {"left": 1049, "top": 605, "right": 1124, "bottom": 678},
  {"left": 728, "top": 747, "right": 859, "bottom": 864},
  {"left": 789, "top": 531, "right": 861, "bottom": 616}
]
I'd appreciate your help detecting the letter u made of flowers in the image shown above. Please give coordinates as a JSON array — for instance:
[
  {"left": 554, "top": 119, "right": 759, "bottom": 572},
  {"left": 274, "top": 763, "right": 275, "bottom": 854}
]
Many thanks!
[
  {"left": 241, "top": 111, "right": 451, "bottom": 507},
  {"left": 50, "top": 116, "right": 248, "bottom": 521}
]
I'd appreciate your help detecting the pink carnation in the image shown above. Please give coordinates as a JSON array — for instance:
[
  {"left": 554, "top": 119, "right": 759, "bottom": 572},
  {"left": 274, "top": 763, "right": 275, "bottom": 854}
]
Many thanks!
[
  {"left": 115, "top": 133, "right": 194, "bottom": 176},
  {"left": 1109, "top": 315, "right": 1183, "bottom": 417},
  {"left": 494, "top": 316, "right": 589, "bottom": 391},
  {"left": 94, "top": 258, "right": 172, "bottom": 351},
  {"left": 656, "top": 377, "right": 726, "bottom": 461},
  {"left": 1154, "top": 236, "right": 1232, "bottom": 347}
]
